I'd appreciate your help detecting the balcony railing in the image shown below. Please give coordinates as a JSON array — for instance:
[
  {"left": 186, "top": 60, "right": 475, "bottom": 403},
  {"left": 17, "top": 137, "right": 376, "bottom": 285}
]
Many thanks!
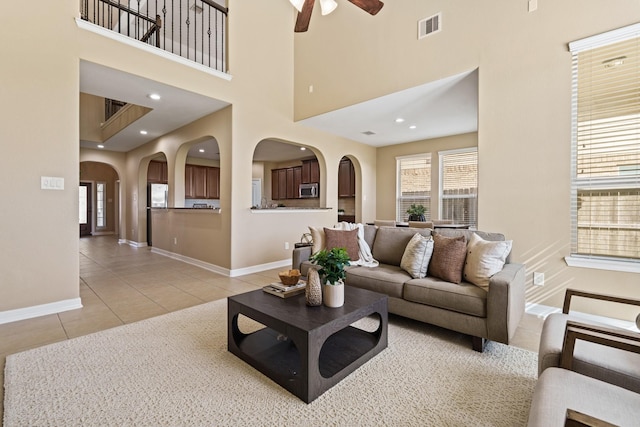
[{"left": 81, "top": 0, "right": 228, "bottom": 73}]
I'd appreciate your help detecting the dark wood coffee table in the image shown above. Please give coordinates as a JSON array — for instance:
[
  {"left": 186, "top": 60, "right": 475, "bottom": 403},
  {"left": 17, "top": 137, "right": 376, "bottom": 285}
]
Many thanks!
[{"left": 227, "top": 286, "right": 388, "bottom": 403}]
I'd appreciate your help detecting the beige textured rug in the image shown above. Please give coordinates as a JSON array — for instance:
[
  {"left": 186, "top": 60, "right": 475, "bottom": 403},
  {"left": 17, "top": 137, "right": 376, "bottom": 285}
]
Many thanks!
[{"left": 4, "top": 299, "right": 537, "bottom": 426}]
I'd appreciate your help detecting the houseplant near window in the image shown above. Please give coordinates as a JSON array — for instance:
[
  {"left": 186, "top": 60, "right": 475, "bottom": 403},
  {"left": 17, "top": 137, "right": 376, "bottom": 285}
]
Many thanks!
[
  {"left": 309, "top": 247, "right": 351, "bottom": 307},
  {"left": 406, "top": 204, "right": 427, "bottom": 221}
]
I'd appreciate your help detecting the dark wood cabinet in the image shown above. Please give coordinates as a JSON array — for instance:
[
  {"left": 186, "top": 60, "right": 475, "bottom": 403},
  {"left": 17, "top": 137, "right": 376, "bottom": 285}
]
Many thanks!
[
  {"left": 148, "top": 160, "right": 168, "bottom": 184},
  {"left": 301, "top": 159, "right": 320, "bottom": 184},
  {"left": 185, "top": 164, "right": 220, "bottom": 199},
  {"left": 338, "top": 158, "right": 355, "bottom": 198},
  {"left": 271, "top": 165, "right": 306, "bottom": 200}
]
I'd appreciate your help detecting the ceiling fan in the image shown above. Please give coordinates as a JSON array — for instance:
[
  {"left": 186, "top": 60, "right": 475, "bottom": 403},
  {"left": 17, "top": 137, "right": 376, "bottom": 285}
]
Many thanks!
[{"left": 290, "top": 0, "right": 384, "bottom": 32}]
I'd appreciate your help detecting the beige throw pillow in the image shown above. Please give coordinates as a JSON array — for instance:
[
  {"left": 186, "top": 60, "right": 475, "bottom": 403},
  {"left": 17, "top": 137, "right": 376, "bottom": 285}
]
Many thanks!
[
  {"left": 428, "top": 234, "right": 467, "bottom": 284},
  {"left": 400, "top": 233, "right": 434, "bottom": 279},
  {"left": 324, "top": 228, "right": 360, "bottom": 261},
  {"left": 463, "top": 233, "right": 512, "bottom": 290},
  {"left": 309, "top": 226, "right": 326, "bottom": 254}
]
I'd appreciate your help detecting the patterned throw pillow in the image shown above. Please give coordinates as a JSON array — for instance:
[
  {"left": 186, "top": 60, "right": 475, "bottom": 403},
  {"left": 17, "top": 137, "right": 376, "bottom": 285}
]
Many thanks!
[
  {"left": 324, "top": 228, "right": 360, "bottom": 261},
  {"left": 463, "top": 233, "right": 512, "bottom": 290},
  {"left": 400, "top": 233, "right": 434, "bottom": 279},
  {"left": 428, "top": 234, "right": 467, "bottom": 284}
]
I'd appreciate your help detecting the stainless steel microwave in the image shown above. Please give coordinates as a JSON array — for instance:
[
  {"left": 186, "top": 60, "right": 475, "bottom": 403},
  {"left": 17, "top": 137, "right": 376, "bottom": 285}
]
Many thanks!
[{"left": 299, "top": 183, "right": 319, "bottom": 198}]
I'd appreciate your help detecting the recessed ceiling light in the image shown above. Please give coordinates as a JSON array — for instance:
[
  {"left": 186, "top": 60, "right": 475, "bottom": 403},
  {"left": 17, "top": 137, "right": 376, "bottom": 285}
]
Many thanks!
[
  {"left": 140, "top": 130, "right": 148, "bottom": 135},
  {"left": 199, "top": 149, "right": 205, "bottom": 153},
  {"left": 395, "top": 118, "right": 405, "bottom": 123},
  {"left": 300, "top": 147, "right": 306, "bottom": 151},
  {"left": 97, "top": 144, "right": 105, "bottom": 149},
  {"left": 148, "top": 93, "right": 161, "bottom": 100},
  {"left": 409, "top": 125, "right": 417, "bottom": 129}
]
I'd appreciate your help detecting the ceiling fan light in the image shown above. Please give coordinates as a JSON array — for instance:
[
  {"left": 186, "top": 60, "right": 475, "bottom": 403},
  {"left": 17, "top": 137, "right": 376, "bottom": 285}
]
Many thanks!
[
  {"left": 319, "top": 0, "right": 338, "bottom": 15},
  {"left": 289, "top": 0, "right": 305, "bottom": 12}
]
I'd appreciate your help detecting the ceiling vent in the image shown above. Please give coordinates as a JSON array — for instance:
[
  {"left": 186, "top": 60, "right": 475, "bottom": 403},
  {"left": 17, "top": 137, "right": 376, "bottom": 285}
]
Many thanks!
[
  {"left": 418, "top": 13, "right": 441, "bottom": 39},
  {"left": 361, "top": 131, "right": 376, "bottom": 136}
]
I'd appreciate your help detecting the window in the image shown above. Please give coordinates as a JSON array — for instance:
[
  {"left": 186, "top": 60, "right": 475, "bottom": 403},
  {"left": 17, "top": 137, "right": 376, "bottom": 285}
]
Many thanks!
[
  {"left": 568, "top": 23, "right": 640, "bottom": 267},
  {"left": 396, "top": 154, "right": 431, "bottom": 222},
  {"left": 96, "top": 182, "right": 106, "bottom": 229},
  {"left": 439, "top": 148, "right": 478, "bottom": 227}
]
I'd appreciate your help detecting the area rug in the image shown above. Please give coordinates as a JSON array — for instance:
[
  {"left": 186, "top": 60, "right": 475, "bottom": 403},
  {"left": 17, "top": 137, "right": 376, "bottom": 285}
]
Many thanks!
[{"left": 4, "top": 298, "right": 538, "bottom": 426}]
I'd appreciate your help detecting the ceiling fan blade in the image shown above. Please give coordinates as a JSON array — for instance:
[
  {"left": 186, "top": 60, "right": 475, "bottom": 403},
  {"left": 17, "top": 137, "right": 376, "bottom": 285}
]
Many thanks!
[
  {"left": 347, "top": 0, "right": 384, "bottom": 15},
  {"left": 294, "top": 0, "right": 315, "bottom": 32}
]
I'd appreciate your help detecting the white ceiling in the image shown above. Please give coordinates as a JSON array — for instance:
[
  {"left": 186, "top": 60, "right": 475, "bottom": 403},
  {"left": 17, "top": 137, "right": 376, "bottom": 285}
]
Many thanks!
[{"left": 79, "top": 61, "right": 478, "bottom": 161}]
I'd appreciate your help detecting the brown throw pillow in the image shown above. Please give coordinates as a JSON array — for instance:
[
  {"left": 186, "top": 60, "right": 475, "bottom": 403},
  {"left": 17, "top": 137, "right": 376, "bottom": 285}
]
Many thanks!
[
  {"left": 324, "top": 228, "right": 360, "bottom": 261},
  {"left": 428, "top": 234, "right": 467, "bottom": 284}
]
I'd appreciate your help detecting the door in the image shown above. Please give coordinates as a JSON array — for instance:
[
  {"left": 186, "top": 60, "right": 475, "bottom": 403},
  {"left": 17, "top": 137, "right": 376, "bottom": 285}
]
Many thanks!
[{"left": 79, "top": 182, "right": 92, "bottom": 236}]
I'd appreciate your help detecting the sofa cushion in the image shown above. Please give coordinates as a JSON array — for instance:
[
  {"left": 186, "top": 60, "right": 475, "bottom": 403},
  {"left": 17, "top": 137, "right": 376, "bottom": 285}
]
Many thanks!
[
  {"left": 324, "top": 227, "right": 359, "bottom": 261},
  {"left": 428, "top": 234, "right": 467, "bottom": 284},
  {"left": 463, "top": 233, "right": 512, "bottom": 290},
  {"left": 346, "top": 264, "right": 409, "bottom": 299},
  {"left": 404, "top": 277, "right": 487, "bottom": 317},
  {"left": 371, "top": 227, "right": 432, "bottom": 266},
  {"left": 400, "top": 233, "right": 434, "bottom": 279}
]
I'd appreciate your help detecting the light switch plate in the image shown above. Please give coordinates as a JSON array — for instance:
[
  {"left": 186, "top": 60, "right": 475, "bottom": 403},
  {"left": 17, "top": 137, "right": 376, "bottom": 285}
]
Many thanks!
[{"left": 41, "top": 176, "right": 64, "bottom": 190}]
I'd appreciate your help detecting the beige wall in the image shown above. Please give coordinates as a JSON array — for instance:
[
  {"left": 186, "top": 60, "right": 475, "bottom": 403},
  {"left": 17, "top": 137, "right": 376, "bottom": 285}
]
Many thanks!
[{"left": 295, "top": 1, "right": 640, "bottom": 320}]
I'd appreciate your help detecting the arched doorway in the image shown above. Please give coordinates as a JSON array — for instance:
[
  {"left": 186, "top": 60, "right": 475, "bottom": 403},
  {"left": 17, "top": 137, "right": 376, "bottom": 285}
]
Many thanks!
[{"left": 79, "top": 161, "right": 120, "bottom": 237}]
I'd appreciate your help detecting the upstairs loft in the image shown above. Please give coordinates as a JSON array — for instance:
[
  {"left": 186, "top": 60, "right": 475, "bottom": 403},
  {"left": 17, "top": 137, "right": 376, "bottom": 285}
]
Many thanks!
[{"left": 80, "top": 0, "right": 228, "bottom": 73}]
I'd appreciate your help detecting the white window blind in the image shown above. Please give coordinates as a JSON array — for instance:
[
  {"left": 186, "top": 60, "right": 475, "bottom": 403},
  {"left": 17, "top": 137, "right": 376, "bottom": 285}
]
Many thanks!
[
  {"left": 569, "top": 24, "right": 640, "bottom": 262},
  {"left": 439, "top": 148, "right": 478, "bottom": 227},
  {"left": 396, "top": 154, "right": 431, "bottom": 222},
  {"left": 96, "top": 182, "right": 106, "bottom": 228}
]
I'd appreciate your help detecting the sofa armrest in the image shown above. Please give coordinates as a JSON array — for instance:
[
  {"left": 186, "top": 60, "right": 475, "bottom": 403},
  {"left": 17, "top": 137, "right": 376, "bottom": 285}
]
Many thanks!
[
  {"left": 486, "top": 262, "right": 526, "bottom": 344},
  {"left": 292, "top": 246, "right": 312, "bottom": 271},
  {"left": 562, "top": 289, "right": 640, "bottom": 314}
]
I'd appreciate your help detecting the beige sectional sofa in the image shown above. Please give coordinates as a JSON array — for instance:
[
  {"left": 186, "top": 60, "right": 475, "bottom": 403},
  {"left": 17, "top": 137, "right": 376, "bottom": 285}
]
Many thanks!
[{"left": 292, "top": 225, "right": 526, "bottom": 352}]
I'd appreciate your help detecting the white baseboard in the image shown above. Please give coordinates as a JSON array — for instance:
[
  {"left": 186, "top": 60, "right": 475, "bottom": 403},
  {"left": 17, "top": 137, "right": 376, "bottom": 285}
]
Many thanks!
[
  {"left": 526, "top": 302, "right": 638, "bottom": 331},
  {"left": 0, "top": 298, "right": 83, "bottom": 325},
  {"left": 122, "top": 240, "right": 147, "bottom": 248},
  {"left": 150, "top": 247, "right": 290, "bottom": 277},
  {"left": 151, "top": 247, "right": 231, "bottom": 276}
]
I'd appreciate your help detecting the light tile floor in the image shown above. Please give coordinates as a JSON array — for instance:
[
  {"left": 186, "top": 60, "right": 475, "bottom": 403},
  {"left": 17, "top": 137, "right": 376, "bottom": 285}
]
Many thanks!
[{"left": 0, "top": 235, "right": 543, "bottom": 421}]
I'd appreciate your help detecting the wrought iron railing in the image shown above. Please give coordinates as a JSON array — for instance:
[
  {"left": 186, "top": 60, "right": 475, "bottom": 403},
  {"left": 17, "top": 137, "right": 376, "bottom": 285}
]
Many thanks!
[{"left": 81, "top": 0, "right": 228, "bottom": 72}]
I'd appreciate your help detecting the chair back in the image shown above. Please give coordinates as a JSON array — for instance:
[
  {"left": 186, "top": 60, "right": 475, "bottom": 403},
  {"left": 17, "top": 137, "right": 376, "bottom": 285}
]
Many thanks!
[
  {"left": 408, "top": 221, "right": 433, "bottom": 229},
  {"left": 374, "top": 219, "right": 396, "bottom": 227}
]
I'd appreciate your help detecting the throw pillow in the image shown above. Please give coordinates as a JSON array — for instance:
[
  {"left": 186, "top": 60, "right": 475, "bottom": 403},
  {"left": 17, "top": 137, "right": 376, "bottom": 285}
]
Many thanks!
[
  {"left": 324, "top": 228, "right": 360, "bottom": 261},
  {"left": 463, "top": 233, "right": 513, "bottom": 290},
  {"left": 428, "top": 234, "right": 467, "bottom": 284},
  {"left": 400, "top": 233, "right": 434, "bottom": 279},
  {"left": 308, "top": 226, "right": 326, "bottom": 254}
]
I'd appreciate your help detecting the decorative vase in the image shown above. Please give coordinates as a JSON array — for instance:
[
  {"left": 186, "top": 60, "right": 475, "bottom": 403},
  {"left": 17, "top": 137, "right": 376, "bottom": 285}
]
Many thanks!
[
  {"left": 306, "top": 269, "right": 322, "bottom": 306},
  {"left": 408, "top": 214, "right": 425, "bottom": 222},
  {"left": 322, "top": 280, "right": 344, "bottom": 308}
]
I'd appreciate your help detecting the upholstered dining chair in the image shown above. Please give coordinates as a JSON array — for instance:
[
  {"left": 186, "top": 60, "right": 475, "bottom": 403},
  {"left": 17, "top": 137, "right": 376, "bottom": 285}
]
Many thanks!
[
  {"left": 537, "top": 288, "right": 640, "bottom": 393},
  {"left": 407, "top": 221, "right": 433, "bottom": 229},
  {"left": 373, "top": 219, "right": 396, "bottom": 227}
]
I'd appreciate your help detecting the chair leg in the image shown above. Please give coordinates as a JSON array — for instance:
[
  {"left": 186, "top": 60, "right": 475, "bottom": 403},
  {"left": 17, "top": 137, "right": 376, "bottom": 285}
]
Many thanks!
[{"left": 472, "top": 336, "right": 486, "bottom": 352}]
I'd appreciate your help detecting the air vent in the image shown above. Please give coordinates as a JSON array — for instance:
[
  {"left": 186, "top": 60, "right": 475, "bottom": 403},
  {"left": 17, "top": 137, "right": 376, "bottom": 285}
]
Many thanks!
[
  {"left": 361, "top": 131, "right": 376, "bottom": 136},
  {"left": 418, "top": 13, "right": 441, "bottom": 39}
]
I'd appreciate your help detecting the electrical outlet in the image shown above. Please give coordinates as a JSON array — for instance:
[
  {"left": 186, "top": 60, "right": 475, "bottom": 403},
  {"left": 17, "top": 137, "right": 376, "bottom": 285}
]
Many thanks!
[
  {"left": 284, "top": 242, "right": 289, "bottom": 250},
  {"left": 528, "top": 0, "right": 538, "bottom": 12},
  {"left": 533, "top": 272, "right": 544, "bottom": 286}
]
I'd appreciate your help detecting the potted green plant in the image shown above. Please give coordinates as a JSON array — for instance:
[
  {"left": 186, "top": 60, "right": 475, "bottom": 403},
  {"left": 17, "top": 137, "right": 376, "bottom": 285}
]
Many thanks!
[
  {"left": 309, "top": 247, "right": 351, "bottom": 307},
  {"left": 406, "top": 204, "right": 427, "bottom": 221}
]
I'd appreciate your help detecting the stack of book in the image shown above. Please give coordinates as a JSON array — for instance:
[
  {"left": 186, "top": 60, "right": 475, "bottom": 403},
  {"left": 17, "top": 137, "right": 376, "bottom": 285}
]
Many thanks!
[{"left": 262, "top": 280, "right": 306, "bottom": 298}]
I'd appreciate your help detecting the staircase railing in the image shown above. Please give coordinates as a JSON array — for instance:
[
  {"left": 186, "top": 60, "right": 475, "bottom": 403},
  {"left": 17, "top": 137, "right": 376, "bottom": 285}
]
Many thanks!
[{"left": 81, "top": 0, "right": 228, "bottom": 73}]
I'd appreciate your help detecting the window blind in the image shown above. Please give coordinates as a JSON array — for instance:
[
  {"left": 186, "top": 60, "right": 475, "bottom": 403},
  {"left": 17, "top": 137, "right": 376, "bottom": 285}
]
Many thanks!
[
  {"left": 396, "top": 154, "right": 431, "bottom": 222},
  {"left": 439, "top": 149, "right": 478, "bottom": 227},
  {"left": 570, "top": 24, "right": 640, "bottom": 261}
]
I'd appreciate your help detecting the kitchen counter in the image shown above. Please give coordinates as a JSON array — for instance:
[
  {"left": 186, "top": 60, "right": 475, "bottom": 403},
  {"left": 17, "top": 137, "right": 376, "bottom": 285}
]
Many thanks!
[
  {"left": 149, "top": 207, "right": 220, "bottom": 212},
  {"left": 250, "top": 207, "right": 332, "bottom": 213}
]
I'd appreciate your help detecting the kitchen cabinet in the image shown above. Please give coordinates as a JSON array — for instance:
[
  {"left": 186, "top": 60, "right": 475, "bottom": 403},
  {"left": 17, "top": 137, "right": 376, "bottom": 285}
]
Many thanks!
[
  {"left": 338, "top": 158, "right": 356, "bottom": 198},
  {"left": 301, "top": 159, "right": 320, "bottom": 184},
  {"left": 271, "top": 166, "right": 304, "bottom": 200},
  {"left": 185, "top": 164, "right": 220, "bottom": 199},
  {"left": 148, "top": 160, "right": 168, "bottom": 183}
]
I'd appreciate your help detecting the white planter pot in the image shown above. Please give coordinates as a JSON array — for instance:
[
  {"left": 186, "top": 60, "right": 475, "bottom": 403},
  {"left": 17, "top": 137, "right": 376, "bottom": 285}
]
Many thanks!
[{"left": 322, "top": 281, "right": 344, "bottom": 308}]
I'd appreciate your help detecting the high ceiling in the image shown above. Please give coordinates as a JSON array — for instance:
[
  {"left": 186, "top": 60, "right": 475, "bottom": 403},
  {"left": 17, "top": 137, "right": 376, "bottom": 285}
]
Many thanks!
[{"left": 79, "top": 61, "right": 478, "bottom": 161}]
